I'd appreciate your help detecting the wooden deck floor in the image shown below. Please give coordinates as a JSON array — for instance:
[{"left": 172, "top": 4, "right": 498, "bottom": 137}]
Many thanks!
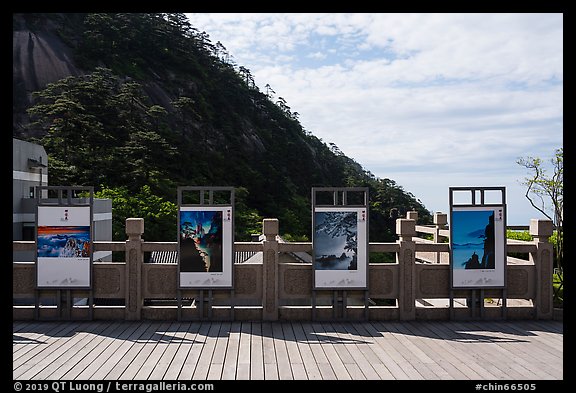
[{"left": 13, "top": 320, "right": 563, "bottom": 381}]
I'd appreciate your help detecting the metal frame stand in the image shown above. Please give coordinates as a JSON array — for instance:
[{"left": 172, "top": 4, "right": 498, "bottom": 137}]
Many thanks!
[
  {"left": 312, "top": 289, "right": 369, "bottom": 321},
  {"left": 34, "top": 186, "right": 94, "bottom": 321},
  {"left": 176, "top": 186, "right": 235, "bottom": 321},
  {"left": 311, "top": 187, "right": 370, "bottom": 321},
  {"left": 449, "top": 288, "right": 507, "bottom": 320},
  {"left": 34, "top": 289, "right": 94, "bottom": 321},
  {"left": 448, "top": 186, "right": 507, "bottom": 321},
  {"left": 178, "top": 289, "right": 235, "bottom": 321}
]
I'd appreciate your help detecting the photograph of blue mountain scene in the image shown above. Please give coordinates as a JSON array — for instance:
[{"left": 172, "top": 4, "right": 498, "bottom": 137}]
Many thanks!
[
  {"left": 314, "top": 211, "right": 358, "bottom": 270},
  {"left": 452, "top": 210, "right": 496, "bottom": 270},
  {"left": 180, "top": 210, "right": 223, "bottom": 273}
]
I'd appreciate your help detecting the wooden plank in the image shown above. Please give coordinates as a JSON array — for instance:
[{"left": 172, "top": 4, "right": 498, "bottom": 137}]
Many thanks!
[
  {"left": 76, "top": 322, "right": 143, "bottom": 380},
  {"left": 272, "top": 322, "right": 293, "bottom": 380},
  {"left": 529, "top": 320, "right": 563, "bottom": 335},
  {"left": 12, "top": 321, "right": 46, "bottom": 341},
  {"left": 221, "top": 322, "right": 241, "bottom": 380},
  {"left": 13, "top": 322, "right": 70, "bottom": 358},
  {"left": 162, "top": 322, "right": 199, "bottom": 380},
  {"left": 144, "top": 322, "right": 188, "bottom": 380},
  {"left": 463, "top": 321, "right": 546, "bottom": 379},
  {"left": 450, "top": 320, "right": 531, "bottom": 380},
  {"left": 346, "top": 323, "right": 400, "bottom": 380},
  {"left": 104, "top": 322, "right": 165, "bottom": 380},
  {"left": 121, "top": 322, "right": 172, "bottom": 380},
  {"left": 86, "top": 322, "right": 149, "bottom": 380},
  {"left": 206, "top": 321, "right": 229, "bottom": 380},
  {"left": 342, "top": 323, "right": 394, "bottom": 379},
  {"left": 311, "top": 323, "right": 352, "bottom": 380},
  {"left": 13, "top": 322, "right": 82, "bottom": 365},
  {"left": 302, "top": 322, "right": 335, "bottom": 380},
  {"left": 468, "top": 321, "right": 562, "bottom": 380},
  {"left": 500, "top": 320, "right": 563, "bottom": 354},
  {"left": 178, "top": 322, "right": 210, "bottom": 380},
  {"left": 10, "top": 320, "right": 564, "bottom": 381},
  {"left": 12, "top": 321, "right": 34, "bottom": 333},
  {"left": 341, "top": 323, "right": 394, "bottom": 380},
  {"left": 383, "top": 322, "right": 461, "bottom": 380},
  {"left": 360, "top": 322, "right": 415, "bottom": 380},
  {"left": 291, "top": 322, "right": 322, "bottom": 380},
  {"left": 249, "top": 322, "right": 264, "bottom": 380},
  {"left": 148, "top": 321, "right": 191, "bottom": 380},
  {"left": 261, "top": 322, "right": 278, "bottom": 380},
  {"left": 17, "top": 322, "right": 104, "bottom": 380},
  {"left": 418, "top": 321, "right": 499, "bottom": 380},
  {"left": 281, "top": 322, "right": 307, "bottom": 380},
  {"left": 192, "top": 322, "right": 221, "bottom": 380},
  {"left": 331, "top": 322, "right": 381, "bottom": 380},
  {"left": 435, "top": 321, "right": 519, "bottom": 379},
  {"left": 521, "top": 321, "right": 564, "bottom": 356},
  {"left": 45, "top": 322, "right": 126, "bottom": 380},
  {"left": 371, "top": 322, "right": 427, "bottom": 380},
  {"left": 403, "top": 321, "right": 480, "bottom": 380},
  {"left": 325, "top": 322, "right": 366, "bottom": 380},
  {"left": 235, "top": 322, "right": 251, "bottom": 380},
  {"left": 14, "top": 322, "right": 98, "bottom": 379}
]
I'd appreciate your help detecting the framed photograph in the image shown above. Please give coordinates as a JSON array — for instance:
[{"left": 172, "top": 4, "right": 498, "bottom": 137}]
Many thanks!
[
  {"left": 450, "top": 206, "right": 505, "bottom": 288},
  {"left": 36, "top": 205, "right": 92, "bottom": 288},
  {"left": 178, "top": 206, "right": 233, "bottom": 288},
  {"left": 313, "top": 207, "right": 368, "bottom": 289}
]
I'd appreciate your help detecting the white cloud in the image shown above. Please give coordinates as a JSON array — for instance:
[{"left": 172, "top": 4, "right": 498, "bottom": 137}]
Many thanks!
[{"left": 186, "top": 13, "right": 563, "bottom": 224}]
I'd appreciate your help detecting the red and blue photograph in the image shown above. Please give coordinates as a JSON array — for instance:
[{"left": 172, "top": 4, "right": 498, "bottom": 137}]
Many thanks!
[{"left": 37, "top": 226, "right": 91, "bottom": 258}]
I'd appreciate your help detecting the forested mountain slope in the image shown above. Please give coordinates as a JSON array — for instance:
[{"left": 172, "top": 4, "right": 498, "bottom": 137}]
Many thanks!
[{"left": 13, "top": 13, "right": 431, "bottom": 241}]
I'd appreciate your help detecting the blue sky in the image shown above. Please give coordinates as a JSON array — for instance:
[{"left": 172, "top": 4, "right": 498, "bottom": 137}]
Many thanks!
[
  {"left": 186, "top": 13, "right": 563, "bottom": 225},
  {"left": 452, "top": 210, "right": 493, "bottom": 245}
]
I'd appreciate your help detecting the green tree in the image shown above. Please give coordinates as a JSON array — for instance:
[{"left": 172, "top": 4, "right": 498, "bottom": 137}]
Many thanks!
[
  {"left": 517, "top": 148, "right": 563, "bottom": 266},
  {"left": 18, "top": 13, "right": 435, "bottom": 244},
  {"left": 27, "top": 67, "right": 177, "bottom": 195},
  {"left": 95, "top": 185, "right": 177, "bottom": 241},
  {"left": 517, "top": 148, "right": 563, "bottom": 301},
  {"left": 234, "top": 187, "right": 264, "bottom": 241}
]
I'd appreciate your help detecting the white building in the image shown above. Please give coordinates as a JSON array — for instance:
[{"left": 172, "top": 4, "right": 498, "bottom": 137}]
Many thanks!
[{"left": 12, "top": 138, "right": 113, "bottom": 261}]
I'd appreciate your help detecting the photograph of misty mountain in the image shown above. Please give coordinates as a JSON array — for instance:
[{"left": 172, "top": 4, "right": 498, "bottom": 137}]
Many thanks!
[
  {"left": 179, "top": 210, "right": 223, "bottom": 273},
  {"left": 314, "top": 211, "right": 358, "bottom": 271},
  {"left": 452, "top": 210, "right": 496, "bottom": 270}
]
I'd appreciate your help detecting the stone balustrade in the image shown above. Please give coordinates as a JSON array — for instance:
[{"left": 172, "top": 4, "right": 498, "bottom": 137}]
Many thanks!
[{"left": 13, "top": 215, "right": 554, "bottom": 321}]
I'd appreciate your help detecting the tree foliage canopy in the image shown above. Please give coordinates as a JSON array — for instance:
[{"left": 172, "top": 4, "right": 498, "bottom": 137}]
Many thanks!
[
  {"left": 517, "top": 148, "right": 563, "bottom": 270},
  {"left": 18, "top": 13, "right": 433, "bottom": 241}
]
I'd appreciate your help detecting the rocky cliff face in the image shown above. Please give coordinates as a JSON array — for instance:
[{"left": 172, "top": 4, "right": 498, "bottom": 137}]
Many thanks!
[
  {"left": 13, "top": 15, "right": 83, "bottom": 136},
  {"left": 11, "top": 13, "right": 433, "bottom": 238}
]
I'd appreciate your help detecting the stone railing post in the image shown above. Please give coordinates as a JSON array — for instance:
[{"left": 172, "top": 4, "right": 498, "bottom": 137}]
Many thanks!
[
  {"left": 406, "top": 210, "right": 418, "bottom": 221},
  {"left": 125, "top": 218, "right": 144, "bottom": 320},
  {"left": 262, "top": 218, "right": 279, "bottom": 321},
  {"left": 397, "top": 218, "right": 416, "bottom": 320},
  {"left": 530, "top": 219, "right": 554, "bottom": 319},
  {"left": 433, "top": 212, "right": 448, "bottom": 263}
]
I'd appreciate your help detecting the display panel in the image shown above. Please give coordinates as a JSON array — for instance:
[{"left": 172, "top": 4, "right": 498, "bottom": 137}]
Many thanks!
[
  {"left": 450, "top": 206, "right": 505, "bottom": 288},
  {"left": 179, "top": 206, "right": 233, "bottom": 288},
  {"left": 313, "top": 207, "right": 368, "bottom": 289},
  {"left": 36, "top": 206, "right": 92, "bottom": 288}
]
